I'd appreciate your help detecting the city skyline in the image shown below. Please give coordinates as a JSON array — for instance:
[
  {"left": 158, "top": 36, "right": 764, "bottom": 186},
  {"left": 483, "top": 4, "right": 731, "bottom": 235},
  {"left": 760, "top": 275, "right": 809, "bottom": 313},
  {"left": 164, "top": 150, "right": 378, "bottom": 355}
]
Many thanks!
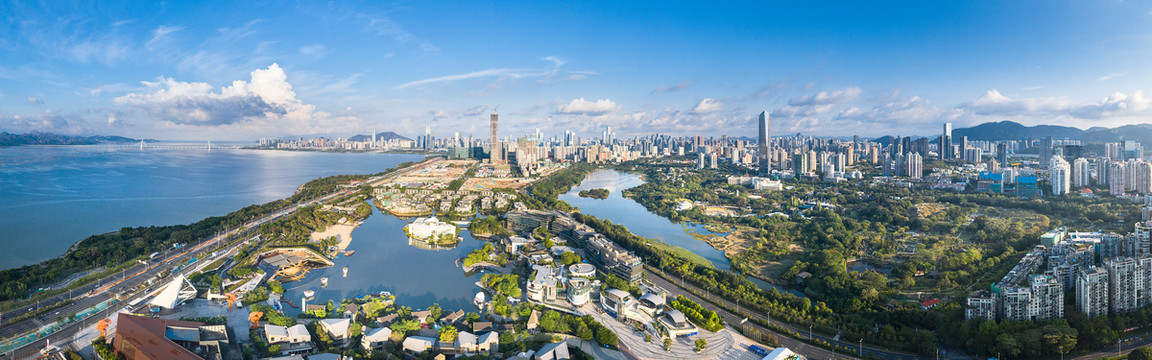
[{"left": 2, "top": 1, "right": 1152, "bottom": 141}]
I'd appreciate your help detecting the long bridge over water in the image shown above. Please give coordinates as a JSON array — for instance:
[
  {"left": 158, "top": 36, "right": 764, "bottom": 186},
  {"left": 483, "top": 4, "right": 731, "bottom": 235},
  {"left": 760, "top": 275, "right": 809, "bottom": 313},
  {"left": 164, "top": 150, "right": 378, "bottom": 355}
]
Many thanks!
[{"left": 99, "top": 141, "right": 237, "bottom": 150}]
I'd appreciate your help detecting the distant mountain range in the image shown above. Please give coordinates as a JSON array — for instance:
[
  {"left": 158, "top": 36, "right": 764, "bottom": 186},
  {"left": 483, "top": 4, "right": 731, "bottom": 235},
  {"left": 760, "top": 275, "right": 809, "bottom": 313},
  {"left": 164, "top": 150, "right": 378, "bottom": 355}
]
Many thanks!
[
  {"left": 0, "top": 132, "right": 144, "bottom": 147},
  {"left": 875, "top": 121, "right": 1152, "bottom": 146},
  {"left": 347, "top": 131, "right": 411, "bottom": 142}
]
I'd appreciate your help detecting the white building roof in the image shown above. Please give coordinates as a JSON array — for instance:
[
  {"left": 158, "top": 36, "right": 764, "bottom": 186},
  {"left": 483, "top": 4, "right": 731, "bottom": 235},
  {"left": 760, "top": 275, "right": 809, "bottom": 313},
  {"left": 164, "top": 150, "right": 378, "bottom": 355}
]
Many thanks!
[
  {"left": 402, "top": 336, "right": 436, "bottom": 353},
  {"left": 318, "top": 318, "right": 351, "bottom": 339},
  {"left": 763, "top": 347, "right": 805, "bottom": 360},
  {"left": 362, "top": 327, "right": 392, "bottom": 342},
  {"left": 148, "top": 274, "right": 197, "bottom": 309}
]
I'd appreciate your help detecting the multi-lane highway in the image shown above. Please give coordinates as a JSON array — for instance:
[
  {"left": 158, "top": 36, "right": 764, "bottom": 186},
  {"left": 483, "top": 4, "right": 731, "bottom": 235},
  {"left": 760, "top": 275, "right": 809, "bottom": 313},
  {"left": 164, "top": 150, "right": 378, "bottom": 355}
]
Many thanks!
[{"left": 646, "top": 267, "right": 925, "bottom": 360}]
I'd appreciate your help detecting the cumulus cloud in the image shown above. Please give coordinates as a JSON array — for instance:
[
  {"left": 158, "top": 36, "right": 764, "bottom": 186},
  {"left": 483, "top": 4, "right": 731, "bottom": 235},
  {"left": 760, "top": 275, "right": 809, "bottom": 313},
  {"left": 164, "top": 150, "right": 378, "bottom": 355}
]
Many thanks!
[
  {"left": 3, "top": 110, "right": 91, "bottom": 134},
  {"left": 690, "top": 98, "right": 724, "bottom": 114},
  {"left": 557, "top": 98, "right": 620, "bottom": 115},
  {"left": 957, "top": 90, "right": 1070, "bottom": 117},
  {"left": 774, "top": 87, "right": 862, "bottom": 118},
  {"left": 114, "top": 63, "right": 354, "bottom": 135}
]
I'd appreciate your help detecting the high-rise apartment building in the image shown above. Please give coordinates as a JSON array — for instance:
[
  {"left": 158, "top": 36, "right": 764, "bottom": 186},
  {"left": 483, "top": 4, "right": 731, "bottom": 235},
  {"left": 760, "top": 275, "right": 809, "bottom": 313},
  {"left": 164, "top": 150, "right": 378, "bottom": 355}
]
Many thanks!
[
  {"left": 1050, "top": 157, "right": 1070, "bottom": 196},
  {"left": 1076, "top": 267, "right": 1110, "bottom": 318},
  {"left": 1111, "top": 162, "right": 1127, "bottom": 195},
  {"left": 1072, "top": 158, "right": 1090, "bottom": 188}
]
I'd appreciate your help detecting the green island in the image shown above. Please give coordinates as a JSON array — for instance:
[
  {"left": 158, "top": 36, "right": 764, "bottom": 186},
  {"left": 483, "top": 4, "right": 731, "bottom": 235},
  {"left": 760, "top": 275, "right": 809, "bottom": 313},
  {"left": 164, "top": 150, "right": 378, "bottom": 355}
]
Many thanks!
[{"left": 577, "top": 188, "right": 610, "bottom": 199}]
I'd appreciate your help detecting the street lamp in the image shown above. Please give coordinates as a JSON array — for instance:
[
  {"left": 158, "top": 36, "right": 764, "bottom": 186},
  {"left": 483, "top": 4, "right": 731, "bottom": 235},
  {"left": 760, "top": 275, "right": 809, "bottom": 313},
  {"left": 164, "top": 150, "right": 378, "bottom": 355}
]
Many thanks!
[
  {"left": 859, "top": 339, "right": 863, "bottom": 356},
  {"left": 809, "top": 324, "right": 813, "bottom": 341}
]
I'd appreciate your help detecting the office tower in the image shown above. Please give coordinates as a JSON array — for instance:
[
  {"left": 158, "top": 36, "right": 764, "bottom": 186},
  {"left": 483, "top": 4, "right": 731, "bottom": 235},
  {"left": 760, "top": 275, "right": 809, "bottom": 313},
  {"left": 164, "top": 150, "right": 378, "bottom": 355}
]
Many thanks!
[
  {"left": 1039, "top": 136, "right": 1054, "bottom": 165},
  {"left": 490, "top": 111, "right": 500, "bottom": 164},
  {"left": 997, "top": 142, "right": 1009, "bottom": 165},
  {"left": 1050, "top": 157, "right": 1070, "bottom": 196},
  {"left": 905, "top": 152, "right": 923, "bottom": 179},
  {"left": 901, "top": 137, "right": 912, "bottom": 157},
  {"left": 758, "top": 111, "right": 770, "bottom": 175},
  {"left": 371, "top": 126, "right": 376, "bottom": 146},
  {"left": 1125, "top": 140, "right": 1143, "bottom": 161},
  {"left": 1072, "top": 158, "right": 1090, "bottom": 188},
  {"left": 940, "top": 123, "right": 953, "bottom": 160},
  {"left": 958, "top": 136, "right": 968, "bottom": 161},
  {"left": 1111, "top": 162, "right": 1126, "bottom": 195}
]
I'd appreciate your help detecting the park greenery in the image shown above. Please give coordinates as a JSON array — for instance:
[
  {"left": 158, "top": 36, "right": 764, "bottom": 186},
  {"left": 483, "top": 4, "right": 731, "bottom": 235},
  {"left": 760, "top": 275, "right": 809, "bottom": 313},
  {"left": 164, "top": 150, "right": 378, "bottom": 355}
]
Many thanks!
[
  {"left": 482, "top": 273, "right": 522, "bottom": 298},
  {"left": 517, "top": 158, "right": 1150, "bottom": 357},
  {"left": 470, "top": 215, "right": 511, "bottom": 236},
  {"left": 669, "top": 295, "right": 725, "bottom": 332}
]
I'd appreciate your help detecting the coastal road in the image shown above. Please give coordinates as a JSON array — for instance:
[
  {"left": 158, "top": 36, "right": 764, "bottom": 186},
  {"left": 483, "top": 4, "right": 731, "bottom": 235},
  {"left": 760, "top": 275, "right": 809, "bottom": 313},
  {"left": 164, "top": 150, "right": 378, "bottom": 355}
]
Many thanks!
[
  {"left": 0, "top": 158, "right": 416, "bottom": 359},
  {"left": 646, "top": 267, "right": 924, "bottom": 360}
]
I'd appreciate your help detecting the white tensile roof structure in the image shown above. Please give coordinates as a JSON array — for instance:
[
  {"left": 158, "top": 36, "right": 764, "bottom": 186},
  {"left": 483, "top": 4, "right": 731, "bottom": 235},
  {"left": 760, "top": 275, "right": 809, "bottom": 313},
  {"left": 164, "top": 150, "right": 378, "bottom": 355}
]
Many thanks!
[{"left": 148, "top": 274, "right": 198, "bottom": 309}]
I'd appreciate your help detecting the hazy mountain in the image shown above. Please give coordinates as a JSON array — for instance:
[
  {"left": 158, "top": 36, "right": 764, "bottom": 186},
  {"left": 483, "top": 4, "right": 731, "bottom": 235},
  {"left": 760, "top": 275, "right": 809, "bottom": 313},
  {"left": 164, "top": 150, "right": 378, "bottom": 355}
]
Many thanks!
[
  {"left": 347, "top": 131, "right": 411, "bottom": 142},
  {"left": 0, "top": 132, "right": 143, "bottom": 147},
  {"left": 1078, "top": 124, "right": 1152, "bottom": 145},
  {"left": 951, "top": 121, "right": 1083, "bottom": 141}
]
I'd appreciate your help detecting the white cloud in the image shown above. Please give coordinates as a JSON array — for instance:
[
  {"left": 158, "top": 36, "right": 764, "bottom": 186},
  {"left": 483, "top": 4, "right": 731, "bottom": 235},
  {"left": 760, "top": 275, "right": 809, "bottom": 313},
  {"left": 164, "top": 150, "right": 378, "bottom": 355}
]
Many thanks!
[
  {"left": 27, "top": 97, "right": 42, "bottom": 105},
  {"left": 691, "top": 98, "right": 724, "bottom": 114},
  {"left": 557, "top": 98, "right": 620, "bottom": 115},
  {"left": 395, "top": 57, "right": 568, "bottom": 89},
  {"left": 299, "top": 44, "right": 327, "bottom": 59},
  {"left": 1097, "top": 73, "right": 1123, "bottom": 81},
  {"left": 774, "top": 87, "right": 862, "bottom": 118},
  {"left": 429, "top": 109, "right": 449, "bottom": 119},
  {"left": 114, "top": 63, "right": 356, "bottom": 135},
  {"left": 463, "top": 105, "right": 487, "bottom": 116},
  {"left": 652, "top": 81, "right": 694, "bottom": 93},
  {"left": 957, "top": 90, "right": 1071, "bottom": 116}
]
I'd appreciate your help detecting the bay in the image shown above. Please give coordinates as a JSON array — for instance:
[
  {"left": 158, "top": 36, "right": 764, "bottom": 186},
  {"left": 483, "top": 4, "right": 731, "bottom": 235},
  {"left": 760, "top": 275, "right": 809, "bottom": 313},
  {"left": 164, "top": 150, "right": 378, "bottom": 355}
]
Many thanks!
[{"left": 0, "top": 145, "right": 423, "bottom": 269}]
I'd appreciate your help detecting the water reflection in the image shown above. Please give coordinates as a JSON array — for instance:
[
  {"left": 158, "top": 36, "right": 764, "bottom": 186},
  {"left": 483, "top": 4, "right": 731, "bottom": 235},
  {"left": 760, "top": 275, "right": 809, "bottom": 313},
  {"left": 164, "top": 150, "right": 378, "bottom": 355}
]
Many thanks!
[{"left": 281, "top": 205, "right": 485, "bottom": 313}]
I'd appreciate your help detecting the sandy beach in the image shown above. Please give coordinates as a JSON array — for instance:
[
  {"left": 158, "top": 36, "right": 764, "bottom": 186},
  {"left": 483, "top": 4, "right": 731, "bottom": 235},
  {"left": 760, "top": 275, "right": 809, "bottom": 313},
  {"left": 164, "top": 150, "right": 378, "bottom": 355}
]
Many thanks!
[{"left": 310, "top": 223, "right": 360, "bottom": 251}]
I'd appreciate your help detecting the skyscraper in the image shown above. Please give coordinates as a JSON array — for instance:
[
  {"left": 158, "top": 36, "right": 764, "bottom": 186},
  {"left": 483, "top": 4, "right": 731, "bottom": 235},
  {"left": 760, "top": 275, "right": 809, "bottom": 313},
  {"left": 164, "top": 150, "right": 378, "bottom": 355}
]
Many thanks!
[
  {"left": 758, "top": 111, "right": 770, "bottom": 175},
  {"left": 940, "top": 123, "right": 953, "bottom": 160},
  {"left": 490, "top": 110, "right": 501, "bottom": 164}
]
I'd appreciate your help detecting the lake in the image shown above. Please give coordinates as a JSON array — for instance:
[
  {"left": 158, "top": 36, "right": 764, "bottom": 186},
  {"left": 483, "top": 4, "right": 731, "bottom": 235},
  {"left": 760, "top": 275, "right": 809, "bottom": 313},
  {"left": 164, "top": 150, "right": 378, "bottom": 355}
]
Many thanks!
[
  {"left": 0, "top": 145, "right": 423, "bottom": 269},
  {"left": 280, "top": 205, "right": 485, "bottom": 313}
]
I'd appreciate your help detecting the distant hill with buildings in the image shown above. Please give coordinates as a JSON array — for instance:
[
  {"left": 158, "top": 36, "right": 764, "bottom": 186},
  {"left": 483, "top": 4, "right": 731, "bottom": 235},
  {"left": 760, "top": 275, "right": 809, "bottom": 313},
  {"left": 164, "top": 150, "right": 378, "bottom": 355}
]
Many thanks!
[
  {"left": 347, "top": 131, "right": 411, "bottom": 142},
  {"left": 0, "top": 131, "right": 143, "bottom": 147},
  {"left": 867, "top": 121, "right": 1152, "bottom": 146},
  {"left": 951, "top": 121, "right": 1083, "bottom": 141}
]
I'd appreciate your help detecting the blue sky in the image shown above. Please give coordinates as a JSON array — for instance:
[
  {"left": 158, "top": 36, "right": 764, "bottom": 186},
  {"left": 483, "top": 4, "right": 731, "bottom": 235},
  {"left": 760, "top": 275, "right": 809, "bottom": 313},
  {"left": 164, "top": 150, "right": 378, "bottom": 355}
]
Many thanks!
[{"left": 1, "top": 1, "right": 1151, "bottom": 140}]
